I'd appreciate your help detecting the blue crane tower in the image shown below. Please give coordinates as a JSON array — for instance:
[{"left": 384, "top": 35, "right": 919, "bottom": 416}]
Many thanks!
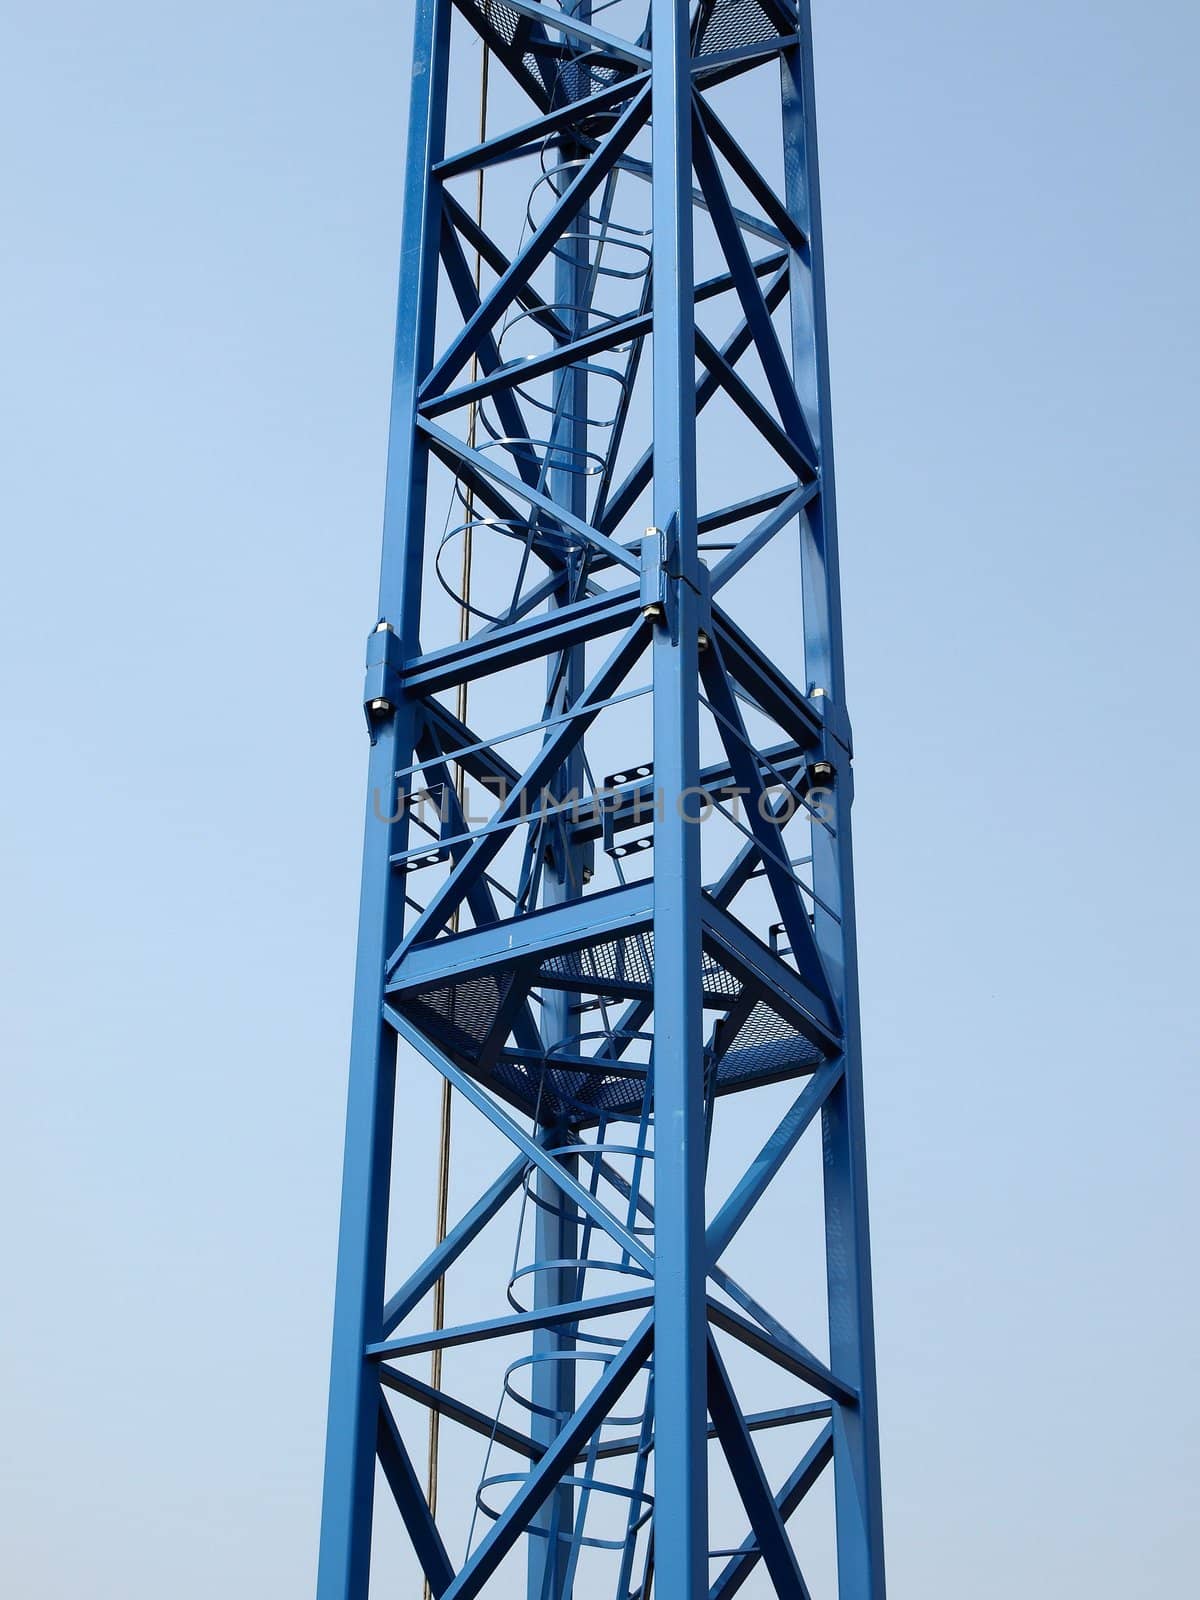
[{"left": 316, "top": 1, "right": 885, "bottom": 1596}]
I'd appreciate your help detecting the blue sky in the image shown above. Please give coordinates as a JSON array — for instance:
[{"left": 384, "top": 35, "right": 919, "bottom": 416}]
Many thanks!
[{"left": 1, "top": 1, "right": 1197, "bottom": 1595}]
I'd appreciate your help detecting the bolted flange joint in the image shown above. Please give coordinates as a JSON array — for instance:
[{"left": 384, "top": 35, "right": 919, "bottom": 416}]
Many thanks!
[
  {"left": 640, "top": 525, "right": 712, "bottom": 644},
  {"left": 363, "top": 620, "right": 404, "bottom": 741}
]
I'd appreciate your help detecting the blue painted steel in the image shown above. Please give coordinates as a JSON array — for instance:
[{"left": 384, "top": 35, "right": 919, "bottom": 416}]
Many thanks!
[
  {"left": 386, "top": 1009, "right": 656, "bottom": 1273},
  {"left": 381, "top": 1156, "right": 527, "bottom": 1336},
  {"left": 782, "top": 18, "right": 887, "bottom": 1592},
  {"left": 317, "top": 1, "right": 886, "bottom": 1596},
  {"left": 378, "top": 1404, "right": 456, "bottom": 1597},
  {"left": 706, "top": 1057, "right": 844, "bottom": 1259},
  {"left": 710, "top": 1423, "right": 835, "bottom": 1599},
  {"left": 648, "top": 0, "right": 707, "bottom": 1593},
  {"left": 315, "top": 3, "right": 449, "bottom": 1595},
  {"left": 706, "top": 1334, "right": 809, "bottom": 1597}
]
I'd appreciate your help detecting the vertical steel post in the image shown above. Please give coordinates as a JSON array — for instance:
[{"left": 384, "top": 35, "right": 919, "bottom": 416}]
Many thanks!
[
  {"left": 784, "top": 10, "right": 887, "bottom": 1593},
  {"left": 526, "top": 9, "right": 590, "bottom": 1592},
  {"left": 316, "top": 3, "right": 450, "bottom": 1597},
  {"left": 649, "top": 2, "right": 708, "bottom": 1596}
]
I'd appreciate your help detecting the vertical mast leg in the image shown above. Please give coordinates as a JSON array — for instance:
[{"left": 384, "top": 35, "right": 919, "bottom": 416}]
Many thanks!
[
  {"left": 783, "top": 13, "right": 887, "bottom": 1595},
  {"left": 529, "top": 9, "right": 590, "bottom": 1592},
  {"left": 649, "top": 2, "right": 707, "bottom": 1595},
  {"left": 316, "top": 3, "right": 450, "bottom": 1597}
]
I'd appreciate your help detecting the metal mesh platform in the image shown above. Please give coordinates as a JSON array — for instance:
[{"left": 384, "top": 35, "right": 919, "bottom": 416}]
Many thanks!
[
  {"left": 397, "top": 914, "right": 830, "bottom": 1124},
  {"left": 460, "top": 0, "right": 640, "bottom": 109},
  {"left": 696, "top": 0, "right": 783, "bottom": 59}
]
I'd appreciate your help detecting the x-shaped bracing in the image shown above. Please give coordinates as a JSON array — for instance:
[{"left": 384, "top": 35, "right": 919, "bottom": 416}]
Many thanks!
[{"left": 369, "top": 1013, "right": 845, "bottom": 1596}]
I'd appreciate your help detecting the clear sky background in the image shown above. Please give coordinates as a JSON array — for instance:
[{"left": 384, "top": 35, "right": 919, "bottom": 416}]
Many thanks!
[{"left": 2, "top": 1, "right": 1197, "bottom": 1595}]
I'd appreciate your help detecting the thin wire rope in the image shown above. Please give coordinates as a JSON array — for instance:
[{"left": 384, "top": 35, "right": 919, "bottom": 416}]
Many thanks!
[{"left": 423, "top": 28, "right": 490, "bottom": 1597}]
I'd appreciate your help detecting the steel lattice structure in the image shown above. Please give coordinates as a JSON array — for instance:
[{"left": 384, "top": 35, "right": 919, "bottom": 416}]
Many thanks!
[{"left": 317, "top": 1, "right": 885, "bottom": 1596}]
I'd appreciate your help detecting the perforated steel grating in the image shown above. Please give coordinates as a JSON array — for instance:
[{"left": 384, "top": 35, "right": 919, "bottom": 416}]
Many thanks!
[
  {"left": 540, "top": 930, "right": 740, "bottom": 1004},
  {"left": 721, "top": 997, "right": 824, "bottom": 1083},
  {"left": 396, "top": 923, "right": 830, "bottom": 1123},
  {"left": 493, "top": 1055, "right": 649, "bottom": 1121},
  {"left": 462, "top": 0, "right": 555, "bottom": 102},
  {"left": 556, "top": 56, "right": 628, "bottom": 104},
  {"left": 407, "top": 971, "right": 514, "bottom": 1060},
  {"left": 461, "top": 0, "right": 634, "bottom": 107},
  {"left": 696, "top": 0, "right": 782, "bottom": 58}
]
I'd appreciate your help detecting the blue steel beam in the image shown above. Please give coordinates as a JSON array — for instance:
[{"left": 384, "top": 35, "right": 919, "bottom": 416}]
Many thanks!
[
  {"left": 440, "top": 192, "right": 573, "bottom": 343},
  {"left": 702, "top": 894, "right": 839, "bottom": 1044},
  {"left": 436, "top": 222, "right": 554, "bottom": 493},
  {"left": 695, "top": 328, "right": 817, "bottom": 478},
  {"left": 318, "top": 0, "right": 885, "bottom": 1594},
  {"left": 694, "top": 93, "right": 809, "bottom": 251},
  {"left": 690, "top": 104, "right": 821, "bottom": 466},
  {"left": 367, "top": 1289, "right": 654, "bottom": 1361},
  {"left": 592, "top": 1400, "right": 831, "bottom": 1463},
  {"left": 612, "top": 149, "right": 790, "bottom": 245},
  {"left": 648, "top": 4, "right": 708, "bottom": 1598},
  {"left": 706, "top": 1057, "right": 845, "bottom": 1260},
  {"left": 699, "top": 481, "right": 797, "bottom": 533},
  {"left": 585, "top": 1140, "right": 849, "bottom": 1404},
  {"left": 710, "top": 1423, "right": 835, "bottom": 1600},
  {"left": 420, "top": 250, "right": 787, "bottom": 424},
  {"left": 434, "top": 74, "right": 650, "bottom": 180},
  {"left": 694, "top": 34, "right": 805, "bottom": 91},
  {"left": 315, "top": 3, "right": 450, "bottom": 1596},
  {"left": 377, "top": 1402, "right": 456, "bottom": 1597},
  {"left": 709, "top": 481, "right": 818, "bottom": 590},
  {"left": 528, "top": 82, "right": 597, "bottom": 1589},
  {"left": 706, "top": 1334, "right": 810, "bottom": 1598},
  {"left": 706, "top": 1297, "right": 855, "bottom": 1407},
  {"left": 385, "top": 880, "right": 653, "bottom": 992},
  {"left": 379, "top": 1366, "right": 544, "bottom": 1462},
  {"left": 417, "top": 416, "right": 643, "bottom": 573},
  {"left": 381, "top": 1155, "right": 526, "bottom": 1336},
  {"left": 596, "top": 263, "right": 792, "bottom": 535},
  {"left": 400, "top": 585, "right": 641, "bottom": 695},
  {"left": 485, "top": 0, "right": 651, "bottom": 66},
  {"left": 437, "top": 1317, "right": 654, "bottom": 1600},
  {"left": 385, "top": 1009, "right": 656, "bottom": 1273},
  {"left": 783, "top": 18, "right": 887, "bottom": 1591},
  {"left": 420, "top": 87, "right": 651, "bottom": 399},
  {"left": 388, "top": 621, "right": 649, "bottom": 962},
  {"left": 701, "top": 643, "right": 837, "bottom": 1009}
]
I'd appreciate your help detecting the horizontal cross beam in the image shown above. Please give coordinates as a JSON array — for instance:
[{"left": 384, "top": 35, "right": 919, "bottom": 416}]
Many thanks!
[
  {"left": 379, "top": 1365, "right": 542, "bottom": 1462},
  {"left": 368, "top": 1288, "right": 653, "bottom": 1360}
]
